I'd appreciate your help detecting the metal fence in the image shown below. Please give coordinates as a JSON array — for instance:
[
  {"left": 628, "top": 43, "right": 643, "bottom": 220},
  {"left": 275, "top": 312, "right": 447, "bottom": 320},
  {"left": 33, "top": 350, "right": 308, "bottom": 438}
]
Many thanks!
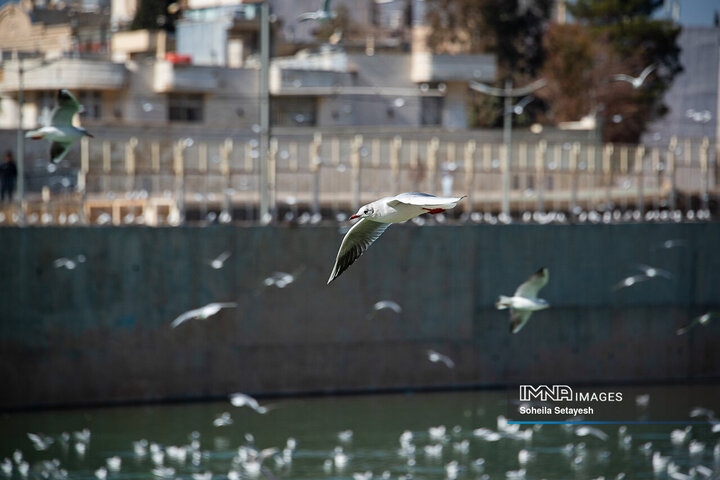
[{"left": 0, "top": 134, "right": 717, "bottom": 226}]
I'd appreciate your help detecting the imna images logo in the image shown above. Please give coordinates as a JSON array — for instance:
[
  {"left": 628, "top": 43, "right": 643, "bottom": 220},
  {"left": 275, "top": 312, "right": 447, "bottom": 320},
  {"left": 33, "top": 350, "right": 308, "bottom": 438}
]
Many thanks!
[
  {"left": 519, "top": 385, "right": 573, "bottom": 402},
  {"left": 519, "top": 385, "right": 623, "bottom": 403}
]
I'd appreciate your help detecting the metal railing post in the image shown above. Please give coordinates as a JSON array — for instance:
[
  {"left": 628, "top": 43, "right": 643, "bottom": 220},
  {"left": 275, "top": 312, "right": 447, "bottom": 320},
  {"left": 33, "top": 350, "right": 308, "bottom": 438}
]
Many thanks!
[
  {"left": 536, "top": 140, "right": 546, "bottom": 213},
  {"left": 668, "top": 136, "right": 677, "bottom": 210},
  {"left": 634, "top": 145, "right": 645, "bottom": 213},
  {"left": 464, "top": 140, "right": 476, "bottom": 215},
  {"left": 310, "top": 132, "right": 322, "bottom": 216},
  {"left": 351, "top": 135, "right": 363, "bottom": 211}
]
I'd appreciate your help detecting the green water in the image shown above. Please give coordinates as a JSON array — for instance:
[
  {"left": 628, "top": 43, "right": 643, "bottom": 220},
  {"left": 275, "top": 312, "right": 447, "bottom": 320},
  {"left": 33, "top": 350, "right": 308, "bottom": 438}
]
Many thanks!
[{"left": 1, "top": 385, "right": 719, "bottom": 479}]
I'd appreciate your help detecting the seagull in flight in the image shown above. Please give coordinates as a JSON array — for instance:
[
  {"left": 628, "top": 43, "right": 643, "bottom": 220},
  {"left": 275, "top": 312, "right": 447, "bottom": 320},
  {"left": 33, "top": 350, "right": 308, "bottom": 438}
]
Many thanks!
[
  {"left": 427, "top": 349, "right": 455, "bottom": 368},
  {"left": 26, "top": 89, "right": 93, "bottom": 164},
  {"left": 327, "top": 192, "right": 465, "bottom": 284},
  {"left": 229, "top": 392, "right": 271, "bottom": 414},
  {"left": 297, "top": 0, "right": 335, "bottom": 22},
  {"left": 209, "top": 251, "right": 231, "bottom": 269},
  {"left": 496, "top": 267, "right": 550, "bottom": 333},
  {"left": 366, "top": 300, "right": 402, "bottom": 319},
  {"left": 611, "top": 64, "right": 656, "bottom": 89},
  {"left": 676, "top": 312, "right": 717, "bottom": 335},
  {"left": 170, "top": 303, "right": 237, "bottom": 328},
  {"left": 635, "top": 264, "right": 673, "bottom": 279}
]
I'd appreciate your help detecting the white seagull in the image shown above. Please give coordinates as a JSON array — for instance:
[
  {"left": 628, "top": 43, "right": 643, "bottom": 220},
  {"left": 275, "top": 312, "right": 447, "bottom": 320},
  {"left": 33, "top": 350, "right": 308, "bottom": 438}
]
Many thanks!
[
  {"left": 170, "top": 302, "right": 237, "bottom": 328},
  {"left": 611, "top": 64, "right": 656, "bottom": 89},
  {"left": 229, "top": 392, "right": 271, "bottom": 414},
  {"left": 209, "top": 251, "right": 231, "bottom": 269},
  {"left": 676, "top": 312, "right": 717, "bottom": 335},
  {"left": 366, "top": 300, "right": 402, "bottom": 319},
  {"left": 327, "top": 192, "right": 465, "bottom": 284},
  {"left": 496, "top": 267, "right": 550, "bottom": 333},
  {"left": 427, "top": 349, "right": 455, "bottom": 368},
  {"left": 26, "top": 89, "right": 93, "bottom": 164},
  {"left": 297, "top": 0, "right": 335, "bottom": 22}
]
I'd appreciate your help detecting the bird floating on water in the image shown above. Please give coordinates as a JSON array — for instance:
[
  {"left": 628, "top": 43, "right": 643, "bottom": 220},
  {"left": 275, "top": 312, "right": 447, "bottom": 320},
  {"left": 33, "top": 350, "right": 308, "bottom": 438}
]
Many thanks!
[
  {"left": 496, "top": 267, "right": 550, "bottom": 333},
  {"left": 26, "top": 89, "right": 93, "bottom": 164},
  {"left": 327, "top": 192, "right": 465, "bottom": 284}
]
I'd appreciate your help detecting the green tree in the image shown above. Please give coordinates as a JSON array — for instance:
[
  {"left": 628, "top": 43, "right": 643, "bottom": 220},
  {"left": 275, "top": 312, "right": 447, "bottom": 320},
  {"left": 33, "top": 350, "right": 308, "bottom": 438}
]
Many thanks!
[
  {"left": 425, "top": 0, "right": 553, "bottom": 127},
  {"left": 131, "top": 0, "right": 177, "bottom": 32},
  {"left": 540, "top": 0, "right": 681, "bottom": 142}
]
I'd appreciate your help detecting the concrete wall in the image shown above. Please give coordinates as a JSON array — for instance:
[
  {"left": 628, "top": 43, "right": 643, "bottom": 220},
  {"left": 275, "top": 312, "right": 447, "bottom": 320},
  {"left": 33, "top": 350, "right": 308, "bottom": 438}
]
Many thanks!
[{"left": 1, "top": 223, "right": 719, "bottom": 408}]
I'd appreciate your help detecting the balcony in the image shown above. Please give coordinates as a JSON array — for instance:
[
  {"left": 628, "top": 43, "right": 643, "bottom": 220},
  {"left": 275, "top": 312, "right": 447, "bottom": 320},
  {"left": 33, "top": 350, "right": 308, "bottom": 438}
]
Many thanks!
[
  {"left": 0, "top": 58, "right": 128, "bottom": 92},
  {"left": 410, "top": 52, "right": 496, "bottom": 83},
  {"left": 153, "top": 60, "right": 219, "bottom": 93}
]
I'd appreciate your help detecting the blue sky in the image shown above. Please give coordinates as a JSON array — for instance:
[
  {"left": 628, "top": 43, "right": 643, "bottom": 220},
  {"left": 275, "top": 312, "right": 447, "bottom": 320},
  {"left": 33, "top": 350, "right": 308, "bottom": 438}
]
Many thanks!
[{"left": 676, "top": 0, "right": 720, "bottom": 26}]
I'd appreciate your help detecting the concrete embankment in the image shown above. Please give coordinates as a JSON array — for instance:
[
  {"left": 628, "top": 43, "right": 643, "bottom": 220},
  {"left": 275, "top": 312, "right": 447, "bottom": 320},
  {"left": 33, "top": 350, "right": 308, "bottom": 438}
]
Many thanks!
[{"left": 0, "top": 223, "right": 718, "bottom": 409}]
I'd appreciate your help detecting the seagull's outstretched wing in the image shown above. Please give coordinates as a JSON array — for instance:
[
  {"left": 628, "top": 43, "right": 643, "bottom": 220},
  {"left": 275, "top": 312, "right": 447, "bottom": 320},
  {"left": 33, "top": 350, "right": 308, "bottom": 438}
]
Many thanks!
[
  {"left": 638, "top": 64, "right": 656, "bottom": 83},
  {"left": 297, "top": 11, "right": 317, "bottom": 21},
  {"left": 514, "top": 268, "right": 549, "bottom": 298},
  {"left": 50, "top": 142, "right": 72, "bottom": 164},
  {"left": 170, "top": 308, "right": 201, "bottom": 328},
  {"left": 328, "top": 218, "right": 391, "bottom": 284},
  {"left": 389, "top": 192, "right": 466, "bottom": 209},
  {"left": 50, "top": 89, "right": 80, "bottom": 126},
  {"left": 610, "top": 74, "right": 634, "bottom": 83},
  {"left": 509, "top": 309, "right": 532, "bottom": 334}
]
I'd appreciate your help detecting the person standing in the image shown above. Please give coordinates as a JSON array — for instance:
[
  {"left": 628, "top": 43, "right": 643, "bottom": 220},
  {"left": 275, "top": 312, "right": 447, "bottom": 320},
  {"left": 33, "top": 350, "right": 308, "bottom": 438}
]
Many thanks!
[{"left": 0, "top": 151, "right": 18, "bottom": 203}]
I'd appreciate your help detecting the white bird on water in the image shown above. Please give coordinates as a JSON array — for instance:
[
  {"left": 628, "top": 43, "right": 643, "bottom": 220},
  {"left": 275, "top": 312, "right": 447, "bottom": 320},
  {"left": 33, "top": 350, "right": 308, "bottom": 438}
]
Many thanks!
[
  {"left": 26, "top": 89, "right": 93, "bottom": 164},
  {"left": 170, "top": 303, "right": 237, "bottom": 328},
  {"left": 327, "top": 192, "right": 465, "bottom": 284},
  {"left": 496, "top": 267, "right": 550, "bottom": 333}
]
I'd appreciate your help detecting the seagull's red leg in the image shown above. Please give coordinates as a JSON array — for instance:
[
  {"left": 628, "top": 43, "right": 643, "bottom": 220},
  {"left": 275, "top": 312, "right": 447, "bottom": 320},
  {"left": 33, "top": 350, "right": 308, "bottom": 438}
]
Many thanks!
[{"left": 422, "top": 208, "right": 445, "bottom": 214}]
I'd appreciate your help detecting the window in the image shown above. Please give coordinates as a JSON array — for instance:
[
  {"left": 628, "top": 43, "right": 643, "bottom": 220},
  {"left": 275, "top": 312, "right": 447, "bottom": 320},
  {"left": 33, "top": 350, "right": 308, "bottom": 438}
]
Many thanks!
[
  {"left": 271, "top": 97, "right": 316, "bottom": 127},
  {"left": 78, "top": 90, "right": 103, "bottom": 119},
  {"left": 421, "top": 96, "right": 442, "bottom": 126},
  {"left": 168, "top": 94, "right": 204, "bottom": 122}
]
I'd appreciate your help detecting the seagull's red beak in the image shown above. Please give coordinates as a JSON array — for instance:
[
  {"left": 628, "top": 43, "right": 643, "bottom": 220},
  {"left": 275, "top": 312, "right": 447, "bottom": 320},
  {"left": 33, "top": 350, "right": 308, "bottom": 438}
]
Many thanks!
[{"left": 350, "top": 214, "right": 360, "bottom": 219}]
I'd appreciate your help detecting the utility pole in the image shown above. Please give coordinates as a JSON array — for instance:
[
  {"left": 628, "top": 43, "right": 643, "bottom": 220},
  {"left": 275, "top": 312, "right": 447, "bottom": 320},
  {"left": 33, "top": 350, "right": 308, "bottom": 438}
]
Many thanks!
[
  {"left": 15, "top": 54, "right": 25, "bottom": 225},
  {"left": 470, "top": 78, "right": 546, "bottom": 217},
  {"left": 258, "top": 0, "right": 271, "bottom": 223}
]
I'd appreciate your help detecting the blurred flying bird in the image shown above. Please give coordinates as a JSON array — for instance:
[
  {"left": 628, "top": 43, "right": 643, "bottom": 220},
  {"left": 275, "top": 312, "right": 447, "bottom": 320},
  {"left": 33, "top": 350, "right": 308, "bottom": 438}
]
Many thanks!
[
  {"left": 53, "top": 254, "right": 86, "bottom": 270},
  {"left": 209, "top": 251, "right": 231, "bottom": 269},
  {"left": 613, "top": 274, "right": 650, "bottom": 291},
  {"left": 327, "top": 193, "right": 465, "bottom": 284},
  {"left": 635, "top": 394, "right": 650, "bottom": 407},
  {"left": 575, "top": 426, "right": 608, "bottom": 441},
  {"left": 338, "top": 430, "right": 353, "bottom": 443},
  {"left": 496, "top": 267, "right": 550, "bottom": 333},
  {"left": 257, "top": 266, "right": 306, "bottom": 294},
  {"left": 676, "top": 312, "right": 717, "bottom": 335},
  {"left": 170, "top": 303, "right": 237, "bottom": 328},
  {"left": 366, "top": 300, "right": 402, "bottom": 319},
  {"left": 229, "top": 392, "right": 271, "bottom": 414},
  {"left": 297, "top": 0, "right": 335, "bottom": 22},
  {"left": 106, "top": 456, "right": 121, "bottom": 472},
  {"left": 655, "top": 239, "right": 688, "bottom": 250},
  {"left": 26, "top": 89, "right": 93, "bottom": 164},
  {"left": 427, "top": 349, "right": 455, "bottom": 368},
  {"left": 611, "top": 65, "right": 656, "bottom": 89},
  {"left": 689, "top": 407, "right": 717, "bottom": 422},
  {"left": 635, "top": 264, "right": 673, "bottom": 279}
]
